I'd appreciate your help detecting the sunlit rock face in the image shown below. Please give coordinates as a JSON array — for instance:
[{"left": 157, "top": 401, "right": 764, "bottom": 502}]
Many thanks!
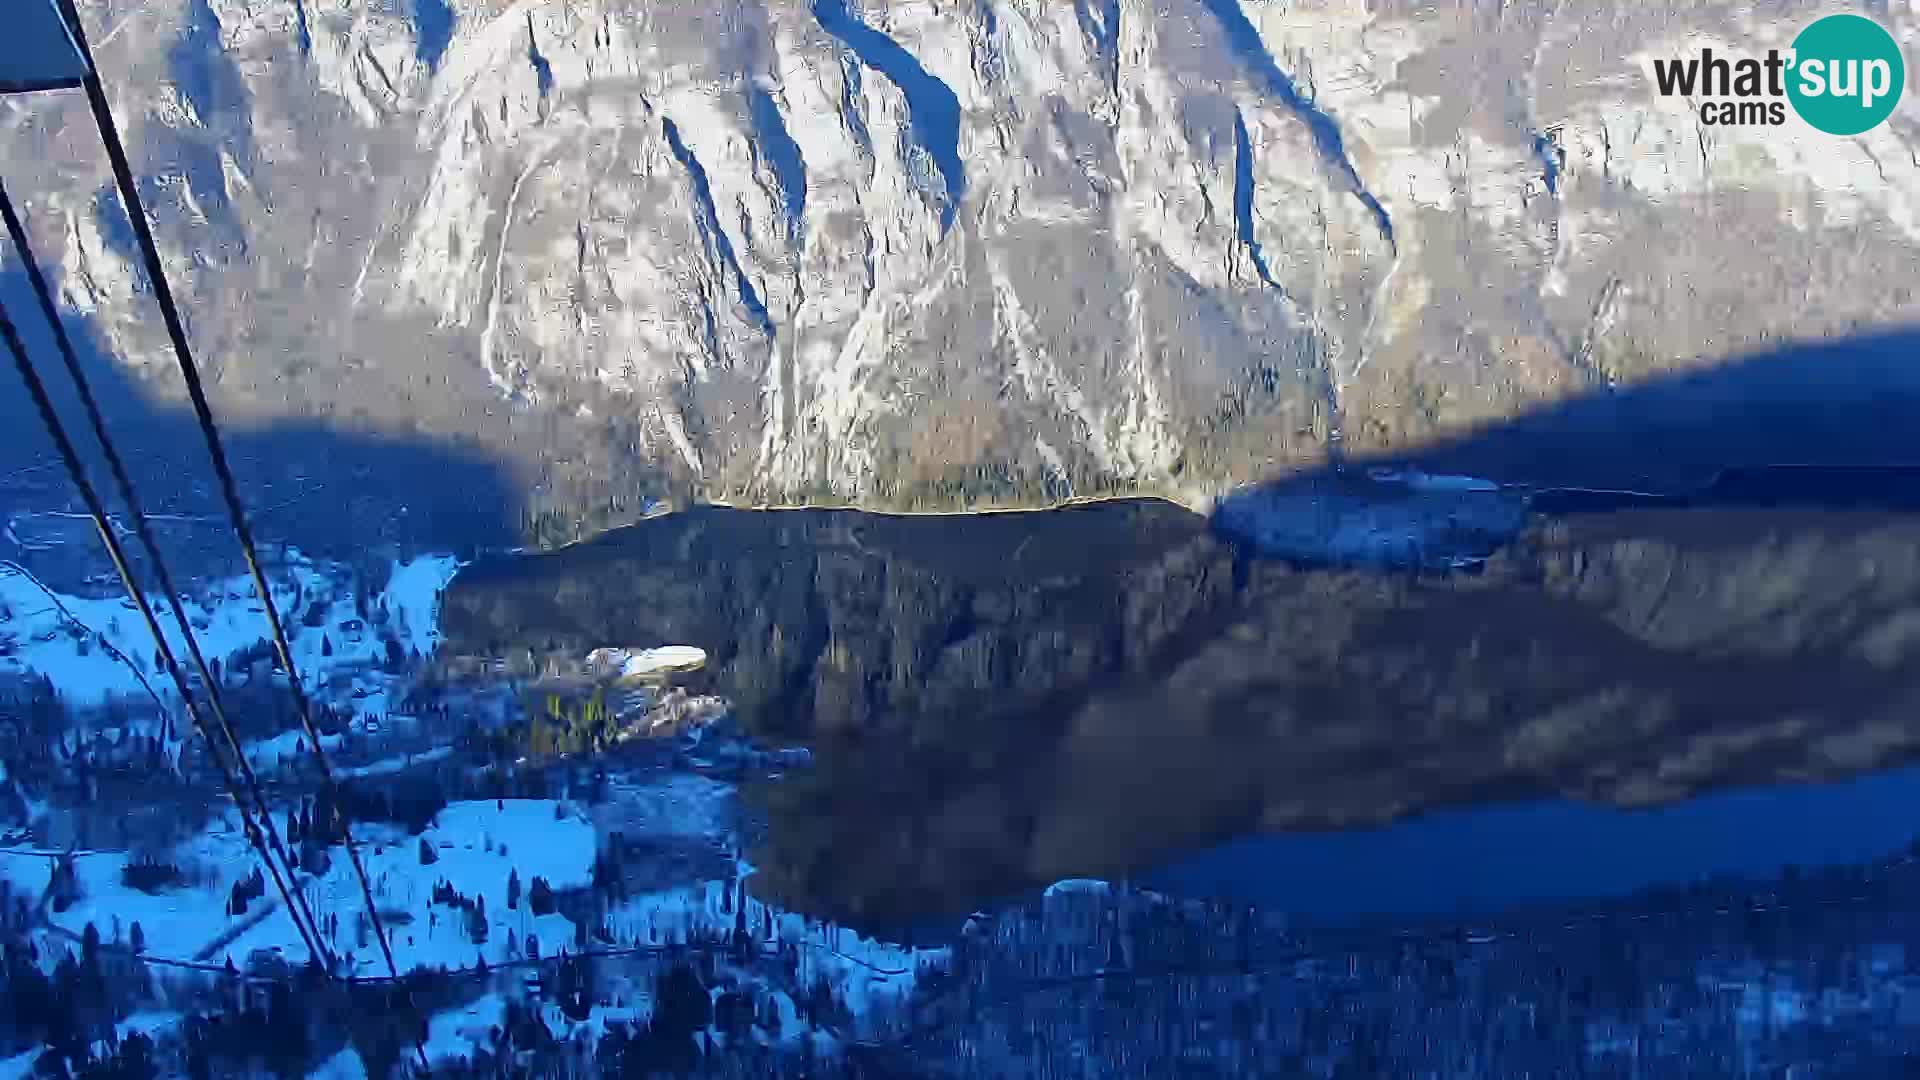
[{"left": 6, "top": 1, "right": 1919, "bottom": 534}]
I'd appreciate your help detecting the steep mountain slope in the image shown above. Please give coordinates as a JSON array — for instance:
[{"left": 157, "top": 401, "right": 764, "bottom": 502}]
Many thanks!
[
  {"left": 437, "top": 499, "right": 1920, "bottom": 918},
  {"left": 4, "top": 1, "right": 1918, "bottom": 539}
]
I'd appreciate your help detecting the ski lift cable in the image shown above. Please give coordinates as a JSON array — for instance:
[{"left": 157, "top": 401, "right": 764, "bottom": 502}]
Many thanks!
[
  {"left": 52, "top": 7, "right": 428, "bottom": 1064},
  {"left": 0, "top": 290, "right": 328, "bottom": 969},
  {"left": 0, "top": 180, "right": 334, "bottom": 973},
  {"left": 49, "top": 0, "right": 409, "bottom": 992}
]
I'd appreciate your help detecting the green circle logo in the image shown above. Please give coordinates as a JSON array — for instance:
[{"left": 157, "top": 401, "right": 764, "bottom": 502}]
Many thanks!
[{"left": 1787, "top": 14, "right": 1905, "bottom": 135}]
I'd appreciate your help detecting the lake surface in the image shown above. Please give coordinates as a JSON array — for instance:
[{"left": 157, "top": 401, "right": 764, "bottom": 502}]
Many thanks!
[
  {"left": 439, "top": 471, "right": 1920, "bottom": 930},
  {"left": 1153, "top": 764, "right": 1920, "bottom": 926}
]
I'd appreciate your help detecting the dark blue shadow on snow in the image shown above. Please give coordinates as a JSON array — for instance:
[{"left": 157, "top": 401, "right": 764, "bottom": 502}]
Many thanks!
[
  {"left": 1360, "top": 326, "right": 1920, "bottom": 496},
  {"left": 1074, "top": 0, "right": 1122, "bottom": 59},
  {"left": 171, "top": 0, "right": 256, "bottom": 161},
  {"left": 292, "top": 0, "right": 313, "bottom": 58},
  {"left": 1152, "top": 765, "right": 1920, "bottom": 926},
  {"left": 663, "top": 118, "right": 773, "bottom": 332},
  {"left": 414, "top": 0, "right": 457, "bottom": 70},
  {"left": 811, "top": 0, "right": 965, "bottom": 230},
  {"left": 155, "top": 0, "right": 255, "bottom": 264},
  {"left": 749, "top": 87, "right": 809, "bottom": 240},
  {"left": 89, "top": 186, "right": 142, "bottom": 266},
  {"left": 1213, "top": 326, "right": 1920, "bottom": 567},
  {"left": 525, "top": 14, "right": 553, "bottom": 99},
  {"left": 1232, "top": 109, "right": 1281, "bottom": 290},
  {"left": 1197, "top": 0, "right": 1393, "bottom": 248},
  {"left": 172, "top": 0, "right": 247, "bottom": 122},
  {"left": 1532, "top": 131, "right": 1563, "bottom": 197}
]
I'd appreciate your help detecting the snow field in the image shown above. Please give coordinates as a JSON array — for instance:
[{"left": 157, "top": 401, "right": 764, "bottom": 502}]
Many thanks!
[{"left": 0, "top": 552, "right": 461, "bottom": 712}]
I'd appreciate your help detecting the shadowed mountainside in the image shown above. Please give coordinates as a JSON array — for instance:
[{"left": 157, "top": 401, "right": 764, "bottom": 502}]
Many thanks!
[
  {"left": 439, "top": 327, "right": 1920, "bottom": 924},
  {"left": 0, "top": 268, "right": 524, "bottom": 587},
  {"left": 1321, "top": 326, "right": 1920, "bottom": 495}
]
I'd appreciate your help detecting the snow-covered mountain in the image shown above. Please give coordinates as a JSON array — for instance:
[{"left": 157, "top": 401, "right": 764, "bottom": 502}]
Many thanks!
[{"left": 4, "top": 0, "right": 1919, "bottom": 533}]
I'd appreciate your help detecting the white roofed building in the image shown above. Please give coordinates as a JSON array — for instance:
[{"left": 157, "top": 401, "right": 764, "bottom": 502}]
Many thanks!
[{"left": 584, "top": 644, "right": 709, "bottom": 683}]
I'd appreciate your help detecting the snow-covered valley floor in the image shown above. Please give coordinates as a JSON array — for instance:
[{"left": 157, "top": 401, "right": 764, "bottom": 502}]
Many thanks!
[
  {"left": 0, "top": 546, "right": 462, "bottom": 720},
  {"left": 0, "top": 530, "right": 951, "bottom": 1072}
]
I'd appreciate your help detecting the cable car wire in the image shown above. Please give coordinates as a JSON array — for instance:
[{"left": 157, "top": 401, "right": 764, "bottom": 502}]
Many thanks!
[
  {"left": 0, "top": 289, "right": 327, "bottom": 968},
  {"left": 50, "top": 0, "right": 407, "bottom": 988},
  {"left": 0, "top": 179, "right": 334, "bottom": 971}
]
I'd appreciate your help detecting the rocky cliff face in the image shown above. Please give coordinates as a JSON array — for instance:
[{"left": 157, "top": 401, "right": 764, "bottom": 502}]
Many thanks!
[{"left": 5, "top": 1, "right": 1919, "bottom": 534}]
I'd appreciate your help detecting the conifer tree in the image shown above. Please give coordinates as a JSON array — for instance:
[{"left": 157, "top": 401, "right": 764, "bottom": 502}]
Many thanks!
[{"left": 81, "top": 922, "right": 99, "bottom": 972}]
